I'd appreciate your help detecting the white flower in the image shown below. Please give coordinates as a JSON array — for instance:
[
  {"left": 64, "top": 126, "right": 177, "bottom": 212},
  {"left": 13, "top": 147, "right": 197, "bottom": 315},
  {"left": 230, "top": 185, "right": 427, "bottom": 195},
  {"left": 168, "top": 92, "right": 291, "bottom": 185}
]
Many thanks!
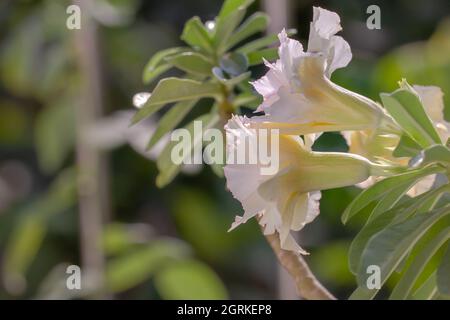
[
  {"left": 224, "top": 116, "right": 377, "bottom": 254},
  {"left": 250, "top": 7, "right": 394, "bottom": 136}
]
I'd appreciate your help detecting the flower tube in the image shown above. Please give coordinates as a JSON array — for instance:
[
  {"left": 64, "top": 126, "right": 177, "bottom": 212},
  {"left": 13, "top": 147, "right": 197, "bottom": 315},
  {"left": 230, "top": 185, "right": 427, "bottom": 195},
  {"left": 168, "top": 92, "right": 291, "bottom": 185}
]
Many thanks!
[{"left": 224, "top": 116, "right": 391, "bottom": 254}]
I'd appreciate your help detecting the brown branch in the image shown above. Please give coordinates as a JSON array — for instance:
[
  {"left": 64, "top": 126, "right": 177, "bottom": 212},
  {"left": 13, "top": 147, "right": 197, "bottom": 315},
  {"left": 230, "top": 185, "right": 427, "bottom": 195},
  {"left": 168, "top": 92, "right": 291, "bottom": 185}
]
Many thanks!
[
  {"left": 262, "top": 226, "right": 336, "bottom": 300},
  {"left": 73, "top": 0, "right": 110, "bottom": 297}
]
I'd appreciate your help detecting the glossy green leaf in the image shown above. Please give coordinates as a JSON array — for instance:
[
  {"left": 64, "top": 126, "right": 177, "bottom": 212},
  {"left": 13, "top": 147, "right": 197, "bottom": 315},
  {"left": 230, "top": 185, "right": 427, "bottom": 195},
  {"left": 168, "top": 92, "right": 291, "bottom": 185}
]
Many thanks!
[
  {"left": 341, "top": 165, "right": 444, "bottom": 224},
  {"left": 437, "top": 244, "right": 450, "bottom": 296},
  {"left": 142, "top": 47, "right": 188, "bottom": 84},
  {"left": 355, "top": 206, "right": 450, "bottom": 299},
  {"left": 390, "top": 227, "right": 450, "bottom": 299},
  {"left": 226, "top": 12, "right": 269, "bottom": 50},
  {"left": 147, "top": 100, "right": 197, "bottom": 150},
  {"left": 181, "top": 17, "right": 213, "bottom": 53},
  {"left": 154, "top": 260, "right": 227, "bottom": 299},
  {"left": 380, "top": 86, "right": 442, "bottom": 148},
  {"left": 131, "top": 78, "right": 221, "bottom": 124},
  {"left": 165, "top": 52, "right": 214, "bottom": 76}
]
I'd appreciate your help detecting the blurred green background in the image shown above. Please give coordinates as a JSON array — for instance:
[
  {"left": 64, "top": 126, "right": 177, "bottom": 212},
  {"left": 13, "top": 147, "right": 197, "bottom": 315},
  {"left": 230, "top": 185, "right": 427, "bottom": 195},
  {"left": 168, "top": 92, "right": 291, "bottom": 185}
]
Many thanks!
[{"left": 0, "top": 0, "right": 449, "bottom": 299}]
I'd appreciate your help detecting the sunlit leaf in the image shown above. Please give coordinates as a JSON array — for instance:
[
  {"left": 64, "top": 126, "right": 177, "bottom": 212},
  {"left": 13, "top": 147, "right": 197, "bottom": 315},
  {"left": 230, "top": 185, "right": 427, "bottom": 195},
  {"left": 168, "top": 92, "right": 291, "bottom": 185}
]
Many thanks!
[
  {"left": 380, "top": 84, "right": 442, "bottom": 148},
  {"left": 131, "top": 78, "right": 221, "bottom": 124},
  {"left": 341, "top": 165, "right": 444, "bottom": 223}
]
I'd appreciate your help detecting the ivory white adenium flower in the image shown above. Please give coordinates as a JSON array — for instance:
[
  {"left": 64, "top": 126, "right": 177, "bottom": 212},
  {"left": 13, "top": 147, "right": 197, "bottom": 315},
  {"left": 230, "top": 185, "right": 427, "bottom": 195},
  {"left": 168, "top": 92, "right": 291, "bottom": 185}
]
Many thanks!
[
  {"left": 224, "top": 116, "right": 380, "bottom": 254},
  {"left": 249, "top": 7, "right": 396, "bottom": 136},
  {"left": 224, "top": 7, "right": 407, "bottom": 255}
]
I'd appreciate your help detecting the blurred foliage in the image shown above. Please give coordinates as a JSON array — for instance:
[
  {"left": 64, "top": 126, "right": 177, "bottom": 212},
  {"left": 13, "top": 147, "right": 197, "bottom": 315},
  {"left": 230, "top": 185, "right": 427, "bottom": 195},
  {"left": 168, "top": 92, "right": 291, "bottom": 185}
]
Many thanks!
[{"left": 0, "top": 0, "right": 449, "bottom": 300}]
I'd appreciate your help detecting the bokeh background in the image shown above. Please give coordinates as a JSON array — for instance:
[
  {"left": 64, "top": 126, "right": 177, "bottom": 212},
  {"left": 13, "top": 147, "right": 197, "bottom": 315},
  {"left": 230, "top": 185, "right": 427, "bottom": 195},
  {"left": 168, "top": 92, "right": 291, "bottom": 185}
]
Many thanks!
[{"left": 0, "top": 0, "right": 449, "bottom": 299}]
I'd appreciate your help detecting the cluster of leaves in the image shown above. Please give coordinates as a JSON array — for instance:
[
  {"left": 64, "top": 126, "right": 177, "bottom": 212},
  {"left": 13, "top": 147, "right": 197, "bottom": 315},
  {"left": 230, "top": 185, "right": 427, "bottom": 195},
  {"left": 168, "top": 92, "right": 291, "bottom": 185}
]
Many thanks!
[
  {"left": 134, "top": 0, "right": 295, "bottom": 187},
  {"left": 342, "top": 82, "right": 450, "bottom": 299}
]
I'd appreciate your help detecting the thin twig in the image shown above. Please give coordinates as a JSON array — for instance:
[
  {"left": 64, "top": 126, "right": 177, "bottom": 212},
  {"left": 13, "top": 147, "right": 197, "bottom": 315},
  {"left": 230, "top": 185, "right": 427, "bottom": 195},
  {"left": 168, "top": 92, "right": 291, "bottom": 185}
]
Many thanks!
[{"left": 261, "top": 225, "right": 336, "bottom": 300}]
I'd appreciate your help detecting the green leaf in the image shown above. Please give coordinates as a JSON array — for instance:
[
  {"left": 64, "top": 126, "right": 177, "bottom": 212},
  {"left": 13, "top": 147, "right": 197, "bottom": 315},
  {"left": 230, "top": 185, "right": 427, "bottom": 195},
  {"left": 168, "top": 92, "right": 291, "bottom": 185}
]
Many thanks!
[
  {"left": 3, "top": 215, "right": 46, "bottom": 293},
  {"left": 413, "top": 144, "right": 450, "bottom": 167},
  {"left": 390, "top": 227, "right": 450, "bottom": 299},
  {"left": 411, "top": 272, "right": 438, "bottom": 300},
  {"left": 237, "top": 34, "right": 278, "bottom": 54},
  {"left": 2, "top": 169, "right": 76, "bottom": 292},
  {"left": 147, "top": 100, "right": 197, "bottom": 150},
  {"left": 131, "top": 78, "right": 221, "bottom": 124},
  {"left": 341, "top": 165, "right": 444, "bottom": 224},
  {"left": 233, "top": 92, "right": 261, "bottom": 109},
  {"left": 367, "top": 180, "right": 418, "bottom": 223},
  {"left": 214, "top": 8, "right": 246, "bottom": 54},
  {"left": 348, "top": 286, "right": 374, "bottom": 300},
  {"left": 393, "top": 134, "right": 422, "bottom": 158},
  {"left": 380, "top": 86, "right": 442, "bottom": 148},
  {"left": 156, "top": 112, "right": 219, "bottom": 187},
  {"left": 348, "top": 185, "right": 449, "bottom": 274},
  {"left": 355, "top": 206, "right": 450, "bottom": 299},
  {"left": 165, "top": 52, "right": 214, "bottom": 76},
  {"left": 154, "top": 260, "right": 227, "bottom": 299},
  {"left": 218, "top": 0, "right": 254, "bottom": 20},
  {"left": 221, "top": 71, "right": 251, "bottom": 87},
  {"left": 247, "top": 47, "right": 278, "bottom": 65},
  {"left": 142, "top": 47, "right": 188, "bottom": 84},
  {"left": 437, "top": 244, "right": 450, "bottom": 296},
  {"left": 34, "top": 99, "right": 75, "bottom": 174},
  {"left": 181, "top": 17, "right": 213, "bottom": 53},
  {"left": 220, "top": 52, "right": 248, "bottom": 76},
  {"left": 236, "top": 29, "right": 295, "bottom": 54},
  {"left": 106, "top": 240, "right": 189, "bottom": 293},
  {"left": 102, "top": 223, "right": 151, "bottom": 256},
  {"left": 226, "top": 12, "right": 269, "bottom": 50}
]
